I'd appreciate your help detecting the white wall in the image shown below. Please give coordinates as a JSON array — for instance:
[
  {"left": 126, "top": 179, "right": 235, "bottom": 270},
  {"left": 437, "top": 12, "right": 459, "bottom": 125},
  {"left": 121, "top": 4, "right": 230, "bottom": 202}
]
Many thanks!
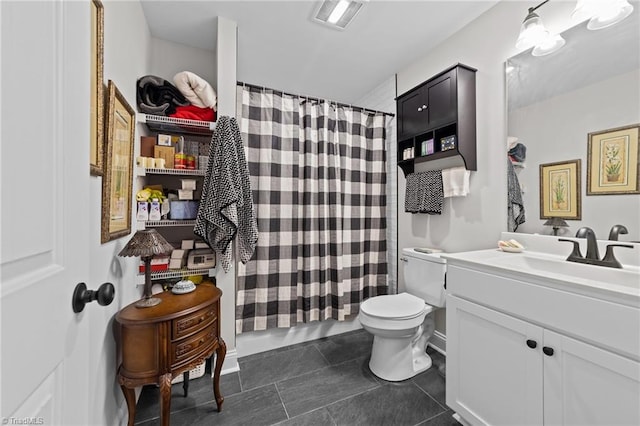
[
  {"left": 89, "top": 2, "right": 150, "bottom": 425},
  {"left": 510, "top": 69, "right": 640, "bottom": 239},
  {"left": 395, "top": 1, "right": 577, "bottom": 334},
  {"left": 150, "top": 37, "right": 216, "bottom": 88}
]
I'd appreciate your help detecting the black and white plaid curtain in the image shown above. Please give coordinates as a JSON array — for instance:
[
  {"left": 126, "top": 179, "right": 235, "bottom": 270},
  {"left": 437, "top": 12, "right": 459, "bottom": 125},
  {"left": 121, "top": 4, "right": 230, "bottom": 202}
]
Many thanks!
[{"left": 236, "top": 85, "right": 388, "bottom": 333}]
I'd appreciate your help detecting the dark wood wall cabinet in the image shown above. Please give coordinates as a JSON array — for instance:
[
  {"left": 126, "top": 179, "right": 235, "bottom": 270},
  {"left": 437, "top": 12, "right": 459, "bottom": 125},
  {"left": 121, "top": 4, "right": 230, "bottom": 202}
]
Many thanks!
[
  {"left": 397, "top": 63, "right": 477, "bottom": 176},
  {"left": 115, "top": 283, "right": 226, "bottom": 426}
]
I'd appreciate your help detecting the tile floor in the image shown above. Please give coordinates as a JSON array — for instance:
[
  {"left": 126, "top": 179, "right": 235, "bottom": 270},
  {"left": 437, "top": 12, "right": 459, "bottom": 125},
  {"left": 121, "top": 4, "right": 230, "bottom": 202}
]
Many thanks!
[{"left": 134, "top": 329, "right": 460, "bottom": 426}]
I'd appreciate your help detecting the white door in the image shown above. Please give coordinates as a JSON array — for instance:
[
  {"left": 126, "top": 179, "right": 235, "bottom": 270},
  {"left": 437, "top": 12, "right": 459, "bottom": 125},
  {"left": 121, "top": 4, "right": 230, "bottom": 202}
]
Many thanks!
[
  {"left": 1, "top": 1, "right": 92, "bottom": 424},
  {"left": 543, "top": 330, "right": 640, "bottom": 426},
  {"left": 446, "top": 295, "right": 543, "bottom": 426}
]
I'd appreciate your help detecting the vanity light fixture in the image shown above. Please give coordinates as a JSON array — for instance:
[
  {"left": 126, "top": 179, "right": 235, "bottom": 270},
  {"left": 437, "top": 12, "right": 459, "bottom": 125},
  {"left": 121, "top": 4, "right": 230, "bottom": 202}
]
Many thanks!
[
  {"left": 314, "top": 0, "right": 364, "bottom": 29},
  {"left": 516, "top": 0, "right": 566, "bottom": 56},
  {"left": 572, "top": 0, "right": 634, "bottom": 30}
]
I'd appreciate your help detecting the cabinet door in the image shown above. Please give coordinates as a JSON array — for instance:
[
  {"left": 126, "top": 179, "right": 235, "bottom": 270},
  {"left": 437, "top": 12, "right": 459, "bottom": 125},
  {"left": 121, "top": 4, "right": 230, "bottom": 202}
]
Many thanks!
[
  {"left": 446, "top": 295, "right": 543, "bottom": 426},
  {"left": 426, "top": 69, "right": 456, "bottom": 129},
  {"left": 397, "top": 87, "right": 428, "bottom": 138},
  {"left": 543, "top": 330, "right": 640, "bottom": 426}
]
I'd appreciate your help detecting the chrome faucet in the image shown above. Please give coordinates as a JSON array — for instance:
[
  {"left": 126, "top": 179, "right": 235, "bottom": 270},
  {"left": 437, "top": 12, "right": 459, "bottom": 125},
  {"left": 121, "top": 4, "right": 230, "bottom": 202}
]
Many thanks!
[
  {"left": 608, "top": 224, "right": 628, "bottom": 241},
  {"left": 559, "top": 226, "right": 633, "bottom": 269}
]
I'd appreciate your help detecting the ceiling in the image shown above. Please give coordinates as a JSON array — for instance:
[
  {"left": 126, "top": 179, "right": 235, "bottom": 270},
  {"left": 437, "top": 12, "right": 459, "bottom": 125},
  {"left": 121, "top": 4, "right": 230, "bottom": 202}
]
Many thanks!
[{"left": 140, "top": 1, "right": 499, "bottom": 105}]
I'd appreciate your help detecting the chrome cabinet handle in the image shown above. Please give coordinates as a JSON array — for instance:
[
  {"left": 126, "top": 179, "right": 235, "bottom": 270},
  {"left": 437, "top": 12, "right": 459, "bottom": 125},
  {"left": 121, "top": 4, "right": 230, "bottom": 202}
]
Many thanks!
[{"left": 417, "top": 107, "right": 422, "bottom": 112}]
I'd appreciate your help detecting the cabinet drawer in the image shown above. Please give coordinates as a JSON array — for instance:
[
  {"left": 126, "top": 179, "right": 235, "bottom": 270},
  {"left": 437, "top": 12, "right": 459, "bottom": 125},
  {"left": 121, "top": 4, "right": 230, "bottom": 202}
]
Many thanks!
[
  {"left": 172, "top": 304, "right": 217, "bottom": 340},
  {"left": 171, "top": 322, "right": 217, "bottom": 366}
]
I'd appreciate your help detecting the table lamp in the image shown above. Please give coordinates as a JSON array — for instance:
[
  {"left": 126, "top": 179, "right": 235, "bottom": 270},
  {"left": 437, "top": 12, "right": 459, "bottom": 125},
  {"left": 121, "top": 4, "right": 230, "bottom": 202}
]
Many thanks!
[
  {"left": 118, "top": 229, "right": 174, "bottom": 308},
  {"left": 543, "top": 217, "right": 569, "bottom": 236}
]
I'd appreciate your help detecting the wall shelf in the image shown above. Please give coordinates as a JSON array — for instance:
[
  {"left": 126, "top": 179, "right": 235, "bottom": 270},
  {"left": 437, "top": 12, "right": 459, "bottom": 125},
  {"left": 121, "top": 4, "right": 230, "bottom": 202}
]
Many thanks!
[
  {"left": 137, "top": 167, "right": 206, "bottom": 177},
  {"left": 137, "top": 220, "right": 197, "bottom": 228},
  {"left": 137, "top": 268, "right": 216, "bottom": 284},
  {"left": 396, "top": 64, "right": 477, "bottom": 176},
  {"left": 136, "top": 113, "right": 215, "bottom": 136}
]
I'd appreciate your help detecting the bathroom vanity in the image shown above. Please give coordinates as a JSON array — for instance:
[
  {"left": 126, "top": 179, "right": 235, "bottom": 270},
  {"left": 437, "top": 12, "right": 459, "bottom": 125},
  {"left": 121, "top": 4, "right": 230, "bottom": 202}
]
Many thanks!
[{"left": 443, "top": 234, "right": 640, "bottom": 426}]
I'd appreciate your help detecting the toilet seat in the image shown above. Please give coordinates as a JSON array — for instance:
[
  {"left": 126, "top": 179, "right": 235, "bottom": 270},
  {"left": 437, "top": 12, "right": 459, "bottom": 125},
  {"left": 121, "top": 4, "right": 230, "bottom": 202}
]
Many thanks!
[{"left": 360, "top": 293, "right": 427, "bottom": 320}]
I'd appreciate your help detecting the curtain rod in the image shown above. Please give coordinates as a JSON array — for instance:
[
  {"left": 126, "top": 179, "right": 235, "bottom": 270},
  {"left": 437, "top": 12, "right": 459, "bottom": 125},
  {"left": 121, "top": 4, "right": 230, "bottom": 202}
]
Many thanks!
[{"left": 237, "top": 81, "right": 395, "bottom": 118}]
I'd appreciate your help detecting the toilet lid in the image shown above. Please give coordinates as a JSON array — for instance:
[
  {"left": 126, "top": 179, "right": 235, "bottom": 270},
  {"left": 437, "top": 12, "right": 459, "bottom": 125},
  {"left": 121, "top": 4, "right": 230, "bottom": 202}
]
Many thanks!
[{"left": 360, "top": 293, "right": 426, "bottom": 320}]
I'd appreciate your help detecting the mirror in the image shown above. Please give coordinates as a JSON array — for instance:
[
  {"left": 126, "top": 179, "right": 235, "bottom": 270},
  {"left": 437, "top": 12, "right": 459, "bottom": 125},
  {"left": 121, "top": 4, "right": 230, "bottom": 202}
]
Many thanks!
[{"left": 506, "top": 8, "right": 640, "bottom": 241}]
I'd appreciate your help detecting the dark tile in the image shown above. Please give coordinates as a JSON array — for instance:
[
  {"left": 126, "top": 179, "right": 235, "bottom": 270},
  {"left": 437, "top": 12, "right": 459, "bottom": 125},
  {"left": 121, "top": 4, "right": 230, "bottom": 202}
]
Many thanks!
[
  {"left": 413, "top": 365, "right": 447, "bottom": 407},
  {"left": 314, "top": 329, "right": 373, "bottom": 365},
  {"left": 417, "top": 410, "right": 462, "bottom": 426},
  {"left": 327, "top": 381, "right": 445, "bottom": 426},
  {"left": 239, "top": 339, "right": 319, "bottom": 363},
  {"left": 275, "top": 408, "right": 336, "bottom": 426},
  {"left": 239, "top": 345, "right": 329, "bottom": 390},
  {"left": 166, "top": 384, "right": 288, "bottom": 426},
  {"left": 277, "top": 358, "right": 379, "bottom": 418},
  {"left": 134, "top": 372, "right": 242, "bottom": 424}
]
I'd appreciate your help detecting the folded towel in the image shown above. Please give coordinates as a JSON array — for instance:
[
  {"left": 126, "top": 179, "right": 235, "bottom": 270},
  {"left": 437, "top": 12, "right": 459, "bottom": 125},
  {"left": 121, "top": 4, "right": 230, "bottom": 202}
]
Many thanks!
[
  {"left": 173, "top": 71, "right": 217, "bottom": 109},
  {"left": 507, "top": 136, "right": 519, "bottom": 150},
  {"left": 405, "top": 171, "right": 443, "bottom": 214},
  {"left": 136, "top": 75, "right": 190, "bottom": 116},
  {"left": 194, "top": 116, "right": 258, "bottom": 272},
  {"left": 170, "top": 105, "right": 216, "bottom": 122},
  {"left": 442, "top": 166, "right": 470, "bottom": 198},
  {"left": 507, "top": 158, "right": 525, "bottom": 232},
  {"left": 508, "top": 142, "right": 527, "bottom": 163}
]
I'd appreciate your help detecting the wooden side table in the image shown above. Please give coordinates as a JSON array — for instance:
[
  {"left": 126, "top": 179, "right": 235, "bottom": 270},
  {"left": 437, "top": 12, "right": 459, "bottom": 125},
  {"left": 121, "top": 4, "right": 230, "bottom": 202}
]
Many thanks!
[{"left": 115, "top": 282, "right": 226, "bottom": 426}]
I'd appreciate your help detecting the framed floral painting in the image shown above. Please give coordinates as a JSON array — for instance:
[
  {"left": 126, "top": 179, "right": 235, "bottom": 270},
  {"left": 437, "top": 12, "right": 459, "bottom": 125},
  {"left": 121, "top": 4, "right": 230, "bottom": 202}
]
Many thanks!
[
  {"left": 587, "top": 124, "right": 639, "bottom": 195},
  {"left": 540, "top": 160, "right": 581, "bottom": 220}
]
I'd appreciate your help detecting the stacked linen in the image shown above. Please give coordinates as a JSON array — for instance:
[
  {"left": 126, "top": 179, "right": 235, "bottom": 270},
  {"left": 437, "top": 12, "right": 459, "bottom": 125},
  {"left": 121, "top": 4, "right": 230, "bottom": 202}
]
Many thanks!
[{"left": 135, "top": 71, "right": 217, "bottom": 121}]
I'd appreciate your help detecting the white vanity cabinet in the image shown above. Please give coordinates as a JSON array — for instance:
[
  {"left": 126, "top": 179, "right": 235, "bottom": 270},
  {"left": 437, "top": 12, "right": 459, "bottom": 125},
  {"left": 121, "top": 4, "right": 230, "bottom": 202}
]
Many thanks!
[{"left": 445, "top": 261, "right": 640, "bottom": 426}]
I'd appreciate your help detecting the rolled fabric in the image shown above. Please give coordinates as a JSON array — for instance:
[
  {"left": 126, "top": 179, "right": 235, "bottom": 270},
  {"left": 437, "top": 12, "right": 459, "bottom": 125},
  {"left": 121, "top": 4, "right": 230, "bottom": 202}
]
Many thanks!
[{"left": 173, "top": 71, "right": 217, "bottom": 110}]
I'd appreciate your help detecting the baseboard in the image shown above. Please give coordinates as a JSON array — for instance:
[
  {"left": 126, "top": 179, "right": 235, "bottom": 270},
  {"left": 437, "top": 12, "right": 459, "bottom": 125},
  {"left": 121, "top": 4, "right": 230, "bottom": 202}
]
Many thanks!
[
  {"left": 220, "top": 348, "right": 239, "bottom": 375},
  {"left": 428, "top": 330, "right": 446, "bottom": 355},
  {"left": 236, "top": 319, "right": 362, "bottom": 357}
]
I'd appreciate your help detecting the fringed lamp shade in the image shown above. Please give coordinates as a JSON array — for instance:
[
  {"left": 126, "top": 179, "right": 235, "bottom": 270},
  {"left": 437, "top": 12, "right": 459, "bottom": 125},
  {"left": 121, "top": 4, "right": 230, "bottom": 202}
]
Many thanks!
[
  {"left": 543, "top": 217, "right": 569, "bottom": 236},
  {"left": 118, "top": 229, "right": 173, "bottom": 308}
]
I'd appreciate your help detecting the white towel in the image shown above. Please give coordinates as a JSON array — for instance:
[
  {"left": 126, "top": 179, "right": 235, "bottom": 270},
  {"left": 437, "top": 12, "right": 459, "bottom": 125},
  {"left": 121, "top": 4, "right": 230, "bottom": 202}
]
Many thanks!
[
  {"left": 173, "top": 71, "right": 217, "bottom": 109},
  {"left": 442, "top": 166, "right": 470, "bottom": 198}
]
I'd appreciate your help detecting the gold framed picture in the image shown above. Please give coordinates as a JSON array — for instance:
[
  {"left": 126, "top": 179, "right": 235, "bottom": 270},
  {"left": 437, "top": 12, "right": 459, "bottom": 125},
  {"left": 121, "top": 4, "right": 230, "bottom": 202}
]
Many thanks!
[
  {"left": 587, "top": 124, "right": 640, "bottom": 195},
  {"left": 101, "top": 81, "right": 135, "bottom": 243},
  {"left": 540, "top": 159, "right": 581, "bottom": 220},
  {"left": 90, "top": 0, "right": 105, "bottom": 176}
]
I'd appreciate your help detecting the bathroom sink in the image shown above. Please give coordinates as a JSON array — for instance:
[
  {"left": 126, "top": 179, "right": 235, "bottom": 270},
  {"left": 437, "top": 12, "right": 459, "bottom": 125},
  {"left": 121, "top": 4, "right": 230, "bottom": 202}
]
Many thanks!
[
  {"left": 492, "top": 253, "right": 640, "bottom": 289},
  {"left": 442, "top": 249, "right": 640, "bottom": 305}
]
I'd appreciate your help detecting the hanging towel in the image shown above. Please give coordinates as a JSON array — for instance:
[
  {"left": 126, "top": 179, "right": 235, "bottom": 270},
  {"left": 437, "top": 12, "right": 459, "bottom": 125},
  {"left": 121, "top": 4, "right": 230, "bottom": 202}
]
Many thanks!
[
  {"left": 194, "top": 116, "right": 258, "bottom": 272},
  {"left": 507, "top": 158, "right": 526, "bottom": 232},
  {"left": 405, "top": 171, "right": 443, "bottom": 214},
  {"left": 173, "top": 71, "right": 217, "bottom": 110},
  {"left": 442, "top": 166, "right": 470, "bottom": 198},
  {"left": 136, "top": 75, "right": 190, "bottom": 116}
]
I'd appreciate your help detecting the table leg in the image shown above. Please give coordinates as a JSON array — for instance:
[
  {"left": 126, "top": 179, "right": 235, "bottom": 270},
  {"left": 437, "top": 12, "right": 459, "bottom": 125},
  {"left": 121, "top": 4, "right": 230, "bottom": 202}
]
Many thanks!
[
  {"left": 120, "top": 384, "right": 136, "bottom": 426},
  {"left": 213, "top": 338, "right": 227, "bottom": 412},
  {"left": 183, "top": 371, "right": 190, "bottom": 397},
  {"left": 159, "top": 373, "right": 172, "bottom": 426}
]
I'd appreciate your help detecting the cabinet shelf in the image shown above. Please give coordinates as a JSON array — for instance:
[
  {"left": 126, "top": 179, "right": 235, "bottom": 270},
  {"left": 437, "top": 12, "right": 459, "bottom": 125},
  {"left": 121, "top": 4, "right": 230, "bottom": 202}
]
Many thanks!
[
  {"left": 396, "top": 64, "right": 477, "bottom": 176},
  {"left": 136, "top": 113, "right": 215, "bottom": 136}
]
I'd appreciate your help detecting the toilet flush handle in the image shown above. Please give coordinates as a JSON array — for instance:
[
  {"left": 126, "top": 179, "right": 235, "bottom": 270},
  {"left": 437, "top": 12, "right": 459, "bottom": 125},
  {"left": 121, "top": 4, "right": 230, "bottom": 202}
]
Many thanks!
[{"left": 400, "top": 257, "right": 408, "bottom": 262}]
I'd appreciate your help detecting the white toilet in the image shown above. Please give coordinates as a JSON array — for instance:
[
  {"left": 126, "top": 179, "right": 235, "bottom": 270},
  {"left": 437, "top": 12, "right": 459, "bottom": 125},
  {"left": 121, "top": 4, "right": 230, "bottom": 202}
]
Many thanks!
[{"left": 358, "top": 248, "right": 446, "bottom": 381}]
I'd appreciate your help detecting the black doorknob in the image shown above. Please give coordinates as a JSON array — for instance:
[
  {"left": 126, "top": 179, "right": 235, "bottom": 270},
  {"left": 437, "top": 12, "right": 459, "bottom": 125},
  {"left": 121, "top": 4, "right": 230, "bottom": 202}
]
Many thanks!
[
  {"left": 72, "top": 282, "right": 115, "bottom": 313},
  {"left": 543, "top": 346, "right": 555, "bottom": 356},
  {"left": 526, "top": 339, "right": 537, "bottom": 349}
]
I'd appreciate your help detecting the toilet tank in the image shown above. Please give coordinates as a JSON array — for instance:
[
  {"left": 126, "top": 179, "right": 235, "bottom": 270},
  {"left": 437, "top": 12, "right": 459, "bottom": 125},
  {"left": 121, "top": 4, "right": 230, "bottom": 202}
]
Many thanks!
[{"left": 402, "top": 248, "right": 447, "bottom": 307}]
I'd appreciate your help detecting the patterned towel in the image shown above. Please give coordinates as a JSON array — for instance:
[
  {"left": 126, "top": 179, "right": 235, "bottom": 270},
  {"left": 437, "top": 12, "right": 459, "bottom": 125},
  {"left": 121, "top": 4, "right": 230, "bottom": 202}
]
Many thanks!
[
  {"left": 195, "top": 116, "right": 258, "bottom": 272},
  {"left": 507, "top": 158, "right": 525, "bottom": 231},
  {"left": 404, "top": 171, "right": 443, "bottom": 214}
]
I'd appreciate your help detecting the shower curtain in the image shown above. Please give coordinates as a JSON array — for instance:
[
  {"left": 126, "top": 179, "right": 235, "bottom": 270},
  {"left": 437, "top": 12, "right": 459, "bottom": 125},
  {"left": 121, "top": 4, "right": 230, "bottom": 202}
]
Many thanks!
[{"left": 236, "top": 85, "right": 388, "bottom": 333}]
